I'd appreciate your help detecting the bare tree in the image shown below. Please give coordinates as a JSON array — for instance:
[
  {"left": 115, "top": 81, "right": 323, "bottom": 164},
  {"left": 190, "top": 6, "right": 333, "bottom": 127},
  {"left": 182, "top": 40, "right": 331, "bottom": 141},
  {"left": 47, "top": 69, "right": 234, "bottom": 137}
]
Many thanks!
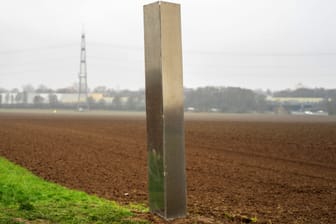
[
  {"left": 36, "top": 84, "right": 52, "bottom": 93},
  {"left": 22, "top": 84, "right": 35, "bottom": 93},
  {"left": 93, "top": 86, "right": 108, "bottom": 94},
  {"left": 15, "top": 93, "right": 24, "bottom": 104},
  {"left": 33, "top": 95, "right": 44, "bottom": 107}
]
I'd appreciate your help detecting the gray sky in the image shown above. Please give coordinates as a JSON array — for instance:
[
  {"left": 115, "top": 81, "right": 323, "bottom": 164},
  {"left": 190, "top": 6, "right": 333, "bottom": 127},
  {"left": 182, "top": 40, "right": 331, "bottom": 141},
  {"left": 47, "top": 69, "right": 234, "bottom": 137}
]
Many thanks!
[{"left": 1, "top": 0, "right": 336, "bottom": 91}]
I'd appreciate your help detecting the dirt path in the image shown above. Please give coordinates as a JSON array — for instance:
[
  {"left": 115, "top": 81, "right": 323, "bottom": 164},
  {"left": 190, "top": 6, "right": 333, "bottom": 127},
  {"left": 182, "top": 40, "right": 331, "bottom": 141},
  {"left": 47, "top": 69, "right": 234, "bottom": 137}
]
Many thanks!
[{"left": 0, "top": 112, "right": 335, "bottom": 223}]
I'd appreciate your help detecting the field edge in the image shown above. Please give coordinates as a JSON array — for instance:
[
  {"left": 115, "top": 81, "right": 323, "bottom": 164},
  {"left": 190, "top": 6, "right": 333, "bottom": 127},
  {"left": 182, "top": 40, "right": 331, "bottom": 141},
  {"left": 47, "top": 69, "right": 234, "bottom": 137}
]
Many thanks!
[{"left": 0, "top": 156, "right": 149, "bottom": 224}]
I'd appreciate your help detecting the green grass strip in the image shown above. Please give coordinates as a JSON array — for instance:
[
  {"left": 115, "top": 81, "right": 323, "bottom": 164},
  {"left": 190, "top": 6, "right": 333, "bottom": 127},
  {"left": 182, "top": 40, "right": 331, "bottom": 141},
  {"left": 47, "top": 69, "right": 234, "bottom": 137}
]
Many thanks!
[{"left": 0, "top": 157, "right": 148, "bottom": 224}]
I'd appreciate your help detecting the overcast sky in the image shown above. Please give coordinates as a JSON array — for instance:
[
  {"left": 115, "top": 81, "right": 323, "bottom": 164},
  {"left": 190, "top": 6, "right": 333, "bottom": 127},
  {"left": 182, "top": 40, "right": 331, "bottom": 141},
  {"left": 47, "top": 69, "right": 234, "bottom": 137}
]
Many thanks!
[{"left": 1, "top": 0, "right": 336, "bottom": 91}]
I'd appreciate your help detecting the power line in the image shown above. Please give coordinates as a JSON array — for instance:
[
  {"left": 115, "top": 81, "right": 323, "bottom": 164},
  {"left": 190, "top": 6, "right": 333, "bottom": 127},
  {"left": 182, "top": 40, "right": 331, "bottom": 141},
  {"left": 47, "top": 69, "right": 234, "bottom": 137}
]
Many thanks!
[
  {"left": 184, "top": 50, "right": 336, "bottom": 57},
  {"left": 0, "top": 42, "right": 143, "bottom": 55},
  {"left": 0, "top": 43, "right": 78, "bottom": 55}
]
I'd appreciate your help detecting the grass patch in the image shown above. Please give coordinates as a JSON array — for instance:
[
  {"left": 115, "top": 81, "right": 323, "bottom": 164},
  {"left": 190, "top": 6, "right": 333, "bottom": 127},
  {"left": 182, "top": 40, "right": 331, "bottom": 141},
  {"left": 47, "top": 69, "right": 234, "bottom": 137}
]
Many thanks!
[{"left": 0, "top": 157, "right": 148, "bottom": 224}]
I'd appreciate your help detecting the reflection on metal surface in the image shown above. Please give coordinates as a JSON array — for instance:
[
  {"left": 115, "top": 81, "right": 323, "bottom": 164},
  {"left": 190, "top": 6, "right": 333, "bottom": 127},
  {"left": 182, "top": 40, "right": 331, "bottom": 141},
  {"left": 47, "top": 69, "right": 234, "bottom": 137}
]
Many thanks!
[{"left": 144, "top": 1, "right": 186, "bottom": 220}]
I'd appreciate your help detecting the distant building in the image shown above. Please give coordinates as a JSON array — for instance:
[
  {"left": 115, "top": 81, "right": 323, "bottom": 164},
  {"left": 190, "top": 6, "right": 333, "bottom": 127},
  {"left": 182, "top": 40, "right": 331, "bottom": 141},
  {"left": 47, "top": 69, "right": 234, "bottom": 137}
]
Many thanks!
[
  {"left": 0, "top": 92, "right": 142, "bottom": 109},
  {"left": 266, "top": 96, "right": 325, "bottom": 105},
  {"left": 58, "top": 94, "right": 78, "bottom": 104},
  {"left": 267, "top": 96, "right": 329, "bottom": 115},
  {"left": 89, "top": 93, "right": 104, "bottom": 102},
  {"left": 0, "top": 92, "right": 17, "bottom": 104},
  {"left": 103, "top": 97, "right": 115, "bottom": 105}
]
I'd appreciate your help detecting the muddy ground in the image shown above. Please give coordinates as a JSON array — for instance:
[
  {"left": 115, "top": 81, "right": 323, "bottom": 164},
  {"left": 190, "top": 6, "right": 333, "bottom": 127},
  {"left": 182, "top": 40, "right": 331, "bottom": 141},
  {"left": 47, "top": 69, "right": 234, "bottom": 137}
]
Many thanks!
[{"left": 0, "top": 111, "right": 335, "bottom": 223}]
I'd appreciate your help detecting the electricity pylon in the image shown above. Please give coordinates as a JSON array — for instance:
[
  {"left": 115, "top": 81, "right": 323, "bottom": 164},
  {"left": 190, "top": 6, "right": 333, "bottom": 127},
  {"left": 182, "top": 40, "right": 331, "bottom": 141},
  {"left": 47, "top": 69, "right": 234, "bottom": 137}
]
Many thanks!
[{"left": 77, "top": 33, "right": 89, "bottom": 111}]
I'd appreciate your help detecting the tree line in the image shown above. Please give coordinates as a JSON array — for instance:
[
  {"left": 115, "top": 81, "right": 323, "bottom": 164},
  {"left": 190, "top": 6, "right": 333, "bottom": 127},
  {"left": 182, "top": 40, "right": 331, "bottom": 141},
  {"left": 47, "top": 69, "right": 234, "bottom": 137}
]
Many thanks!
[{"left": 0, "top": 85, "right": 336, "bottom": 114}]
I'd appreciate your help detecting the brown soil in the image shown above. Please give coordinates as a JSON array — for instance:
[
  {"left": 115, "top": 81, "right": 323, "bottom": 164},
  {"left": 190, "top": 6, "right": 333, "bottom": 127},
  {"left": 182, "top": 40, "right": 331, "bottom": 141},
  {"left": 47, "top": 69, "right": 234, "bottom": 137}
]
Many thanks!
[{"left": 0, "top": 112, "right": 335, "bottom": 223}]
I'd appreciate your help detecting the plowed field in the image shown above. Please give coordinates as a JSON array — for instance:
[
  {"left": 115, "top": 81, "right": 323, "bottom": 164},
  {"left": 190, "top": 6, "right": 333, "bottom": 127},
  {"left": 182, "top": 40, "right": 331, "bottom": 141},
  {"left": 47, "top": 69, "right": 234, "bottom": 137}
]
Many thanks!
[{"left": 0, "top": 111, "right": 336, "bottom": 223}]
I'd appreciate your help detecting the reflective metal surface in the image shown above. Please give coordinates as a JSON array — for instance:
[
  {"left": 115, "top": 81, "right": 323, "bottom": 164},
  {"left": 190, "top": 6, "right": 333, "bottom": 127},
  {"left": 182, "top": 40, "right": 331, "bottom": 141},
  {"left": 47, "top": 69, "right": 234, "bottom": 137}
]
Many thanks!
[{"left": 144, "top": 1, "right": 186, "bottom": 220}]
